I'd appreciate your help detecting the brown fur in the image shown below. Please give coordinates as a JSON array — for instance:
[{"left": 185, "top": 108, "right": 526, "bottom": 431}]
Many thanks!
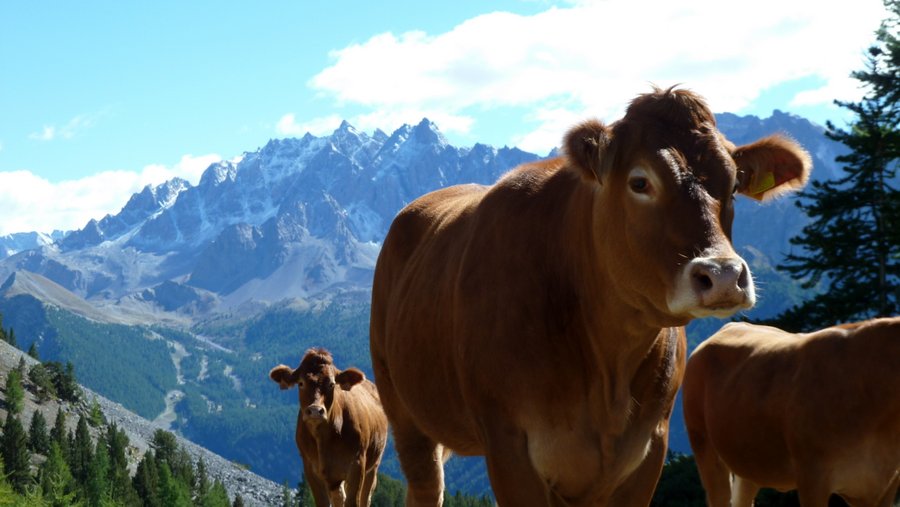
[
  {"left": 270, "top": 348, "right": 388, "bottom": 507},
  {"left": 370, "top": 87, "right": 811, "bottom": 506},
  {"left": 683, "top": 319, "right": 900, "bottom": 507}
]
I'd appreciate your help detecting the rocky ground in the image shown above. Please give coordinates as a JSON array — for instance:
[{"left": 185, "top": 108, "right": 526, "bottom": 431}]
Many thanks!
[{"left": 0, "top": 340, "right": 285, "bottom": 506}]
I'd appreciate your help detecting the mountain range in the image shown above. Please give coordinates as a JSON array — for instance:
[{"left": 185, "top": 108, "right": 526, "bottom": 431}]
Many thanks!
[{"left": 0, "top": 111, "right": 845, "bottom": 493}]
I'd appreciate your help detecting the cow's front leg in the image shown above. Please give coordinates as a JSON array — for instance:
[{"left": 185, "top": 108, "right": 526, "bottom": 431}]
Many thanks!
[
  {"left": 328, "top": 481, "right": 347, "bottom": 507},
  {"left": 483, "top": 424, "right": 552, "bottom": 507},
  {"left": 343, "top": 455, "right": 366, "bottom": 507},
  {"left": 607, "top": 425, "right": 669, "bottom": 507},
  {"left": 305, "top": 467, "right": 330, "bottom": 507}
]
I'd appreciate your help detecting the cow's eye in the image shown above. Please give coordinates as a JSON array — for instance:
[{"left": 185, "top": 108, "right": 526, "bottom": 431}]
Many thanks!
[
  {"left": 629, "top": 177, "right": 650, "bottom": 194},
  {"left": 297, "top": 380, "right": 305, "bottom": 388}
]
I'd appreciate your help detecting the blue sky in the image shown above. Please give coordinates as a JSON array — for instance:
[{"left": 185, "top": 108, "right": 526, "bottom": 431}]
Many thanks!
[{"left": 0, "top": 0, "right": 890, "bottom": 235}]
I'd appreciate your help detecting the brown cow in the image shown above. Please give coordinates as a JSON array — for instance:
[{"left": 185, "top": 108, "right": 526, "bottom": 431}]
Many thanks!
[
  {"left": 270, "top": 348, "right": 388, "bottom": 507},
  {"left": 370, "top": 87, "right": 812, "bottom": 506},
  {"left": 683, "top": 319, "right": 900, "bottom": 506}
]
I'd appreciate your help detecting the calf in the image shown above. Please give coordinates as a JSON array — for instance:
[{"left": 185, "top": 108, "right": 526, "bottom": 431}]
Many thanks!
[
  {"left": 271, "top": 348, "right": 388, "bottom": 507},
  {"left": 683, "top": 319, "right": 900, "bottom": 506}
]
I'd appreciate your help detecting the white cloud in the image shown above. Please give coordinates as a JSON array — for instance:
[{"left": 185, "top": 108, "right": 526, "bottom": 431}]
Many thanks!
[
  {"left": 0, "top": 153, "right": 221, "bottom": 236},
  {"left": 309, "top": 0, "right": 889, "bottom": 152},
  {"left": 28, "top": 111, "right": 105, "bottom": 141},
  {"left": 29, "top": 126, "right": 57, "bottom": 141}
]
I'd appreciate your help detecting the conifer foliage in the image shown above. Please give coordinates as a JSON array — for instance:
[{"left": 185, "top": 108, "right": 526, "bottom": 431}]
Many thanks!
[{"left": 774, "top": 0, "right": 900, "bottom": 330}]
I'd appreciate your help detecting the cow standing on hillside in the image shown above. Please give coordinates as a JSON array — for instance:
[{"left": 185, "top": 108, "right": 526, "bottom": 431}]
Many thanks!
[
  {"left": 683, "top": 319, "right": 900, "bottom": 507},
  {"left": 270, "top": 348, "right": 388, "bottom": 507},
  {"left": 370, "top": 87, "right": 812, "bottom": 506}
]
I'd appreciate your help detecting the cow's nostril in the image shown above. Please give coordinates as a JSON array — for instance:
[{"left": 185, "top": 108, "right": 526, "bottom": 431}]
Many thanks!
[
  {"left": 693, "top": 273, "right": 714, "bottom": 292},
  {"left": 737, "top": 265, "right": 750, "bottom": 290}
]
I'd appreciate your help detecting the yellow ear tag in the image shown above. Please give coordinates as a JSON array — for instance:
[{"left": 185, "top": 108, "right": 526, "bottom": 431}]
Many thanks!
[{"left": 748, "top": 170, "right": 776, "bottom": 200}]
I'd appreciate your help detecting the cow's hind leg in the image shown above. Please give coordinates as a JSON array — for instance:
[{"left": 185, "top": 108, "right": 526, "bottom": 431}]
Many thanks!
[
  {"left": 360, "top": 465, "right": 378, "bottom": 507},
  {"left": 372, "top": 353, "right": 446, "bottom": 506},
  {"left": 691, "top": 442, "right": 733, "bottom": 507},
  {"left": 394, "top": 428, "right": 446, "bottom": 506},
  {"left": 731, "top": 476, "right": 759, "bottom": 507}
]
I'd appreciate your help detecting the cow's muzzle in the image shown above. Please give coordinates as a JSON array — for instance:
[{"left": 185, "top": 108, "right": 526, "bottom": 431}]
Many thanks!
[
  {"left": 669, "top": 256, "right": 755, "bottom": 318},
  {"left": 303, "top": 404, "right": 327, "bottom": 422}
]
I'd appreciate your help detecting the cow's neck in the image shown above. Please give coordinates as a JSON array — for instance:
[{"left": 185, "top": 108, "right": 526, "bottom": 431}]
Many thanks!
[{"left": 565, "top": 183, "right": 676, "bottom": 437}]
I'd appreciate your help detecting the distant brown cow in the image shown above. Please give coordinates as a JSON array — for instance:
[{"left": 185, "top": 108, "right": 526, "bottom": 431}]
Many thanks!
[
  {"left": 683, "top": 319, "right": 900, "bottom": 506},
  {"left": 270, "top": 348, "right": 388, "bottom": 507},
  {"left": 370, "top": 87, "right": 812, "bottom": 506}
]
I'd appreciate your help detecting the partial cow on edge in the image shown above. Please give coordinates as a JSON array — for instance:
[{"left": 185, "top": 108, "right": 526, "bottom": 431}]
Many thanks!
[
  {"left": 683, "top": 319, "right": 900, "bottom": 507},
  {"left": 370, "top": 87, "right": 812, "bottom": 506},
  {"left": 270, "top": 348, "right": 388, "bottom": 507}
]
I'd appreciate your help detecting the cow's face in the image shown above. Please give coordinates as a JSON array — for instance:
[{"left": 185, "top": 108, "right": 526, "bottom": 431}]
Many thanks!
[
  {"left": 565, "top": 88, "right": 810, "bottom": 326},
  {"left": 269, "top": 348, "right": 365, "bottom": 429}
]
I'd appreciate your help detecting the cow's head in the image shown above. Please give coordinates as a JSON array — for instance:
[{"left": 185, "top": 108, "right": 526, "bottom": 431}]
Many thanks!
[
  {"left": 565, "top": 86, "right": 811, "bottom": 326},
  {"left": 269, "top": 348, "right": 366, "bottom": 428}
]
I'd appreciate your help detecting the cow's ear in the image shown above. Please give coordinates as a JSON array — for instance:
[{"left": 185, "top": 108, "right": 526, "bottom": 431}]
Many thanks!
[
  {"left": 335, "top": 368, "right": 365, "bottom": 391},
  {"left": 564, "top": 119, "right": 611, "bottom": 183},
  {"left": 733, "top": 135, "right": 811, "bottom": 201},
  {"left": 269, "top": 365, "right": 299, "bottom": 390}
]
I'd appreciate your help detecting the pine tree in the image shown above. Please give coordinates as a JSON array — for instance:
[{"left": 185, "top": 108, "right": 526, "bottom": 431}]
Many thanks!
[
  {"left": 6, "top": 328, "right": 17, "bottom": 348},
  {"left": 232, "top": 494, "right": 246, "bottom": 507},
  {"left": 105, "top": 423, "right": 138, "bottom": 505},
  {"left": 50, "top": 408, "right": 69, "bottom": 462},
  {"left": 4, "top": 368, "right": 25, "bottom": 415},
  {"left": 39, "top": 441, "right": 78, "bottom": 507},
  {"left": 204, "top": 479, "right": 231, "bottom": 507},
  {"left": 88, "top": 397, "right": 104, "bottom": 427},
  {"left": 1, "top": 412, "right": 32, "bottom": 493},
  {"left": 0, "top": 457, "right": 20, "bottom": 503},
  {"left": 171, "top": 447, "right": 195, "bottom": 493},
  {"left": 132, "top": 452, "right": 161, "bottom": 507},
  {"left": 195, "top": 456, "right": 211, "bottom": 503},
  {"left": 71, "top": 415, "right": 93, "bottom": 486},
  {"left": 61, "top": 362, "right": 80, "bottom": 402},
  {"left": 157, "top": 460, "right": 191, "bottom": 507},
  {"left": 297, "top": 477, "right": 316, "bottom": 507},
  {"left": 6, "top": 379, "right": 25, "bottom": 423},
  {"left": 86, "top": 437, "right": 110, "bottom": 506},
  {"left": 26, "top": 342, "right": 39, "bottom": 361},
  {"left": 28, "top": 363, "right": 57, "bottom": 402},
  {"left": 281, "top": 481, "right": 295, "bottom": 507},
  {"left": 773, "top": 1, "right": 900, "bottom": 331},
  {"left": 27, "top": 410, "right": 51, "bottom": 455},
  {"left": 150, "top": 429, "right": 178, "bottom": 466}
]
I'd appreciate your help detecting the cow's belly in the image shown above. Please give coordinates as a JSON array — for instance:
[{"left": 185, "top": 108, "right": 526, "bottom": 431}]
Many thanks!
[{"left": 525, "top": 417, "right": 657, "bottom": 502}]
